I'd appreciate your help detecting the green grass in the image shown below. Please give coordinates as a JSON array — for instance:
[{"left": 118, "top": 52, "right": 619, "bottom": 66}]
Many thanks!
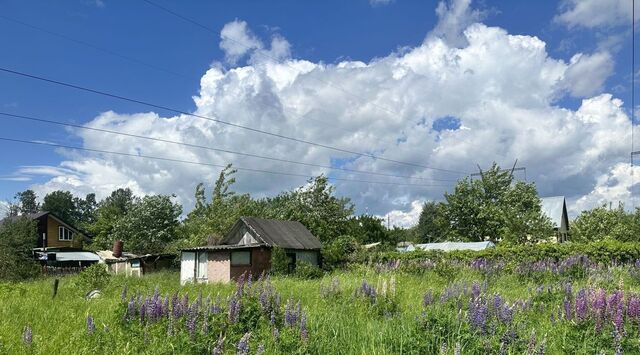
[{"left": 2, "top": 264, "right": 640, "bottom": 354}]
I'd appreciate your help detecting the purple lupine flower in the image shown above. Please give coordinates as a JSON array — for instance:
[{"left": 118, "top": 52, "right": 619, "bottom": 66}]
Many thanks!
[
  {"left": 468, "top": 298, "right": 488, "bottom": 332},
  {"left": 167, "top": 318, "right": 173, "bottom": 337},
  {"left": 575, "top": 289, "right": 588, "bottom": 322},
  {"left": 270, "top": 310, "right": 276, "bottom": 326},
  {"left": 121, "top": 284, "right": 128, "bottom": 302},
  {"left": 527, "top": 332, "right": 537, "bottom": 354},
  {"left": 236, "top": 272, "right": 246, "bottom": 297},
  {"left": 614, "top": 305, "right": 625, "bottom": 336},
  {"left": 471, "top": 281, "right": 481, "bottom": 300},
  {"left": 236, "top": 332, "right": 251, "bottom": 355},
  {"left": 163, "top": 296, "right": 170, "bottom": 319},
  {"left": 497, "top": 304, "right": 514, "bottom": 324},
  {"left": 86, "top": 315, "right": 95, "bottom": 335},
  {"left": 23, "top": 326, "right": 32, "bottom": 346},
  {"left": 186, "top": 308, "right": 197, "bottom": 339},
  {"left": 139, "top": 299, "right": 147, "bottom": 323},
  {"left": 593, "top": 289, "right": 606, "bottom": 334},
  {"left": 300, "top": 313, "right": 309, "bottom": 342},
  {"left": 211, "top": 295, "right": 222, "bottom": 315},
  {"left": 228, "top": 296, "right": 241, "bottom": 324},
  {"left": 628, "top": 294, "right": 640, "bottom": 319},
  {"left": 212, "top": 336, "right": 224, "bottom": 355},
  {"left": 423, "top": 291, "right": 434, "bottom": 307},
  {"left": 563, "top": 298, "right": 572, "bottom": 321}
]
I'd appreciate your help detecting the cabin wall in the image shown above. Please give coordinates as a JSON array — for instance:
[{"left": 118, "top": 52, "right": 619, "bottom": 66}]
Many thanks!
[
  {"left": 230, "top": 247, "right": 271, "bottom": 280},
  {"left": 208, "top": 251, "right": 231, "bottom": 283},
  {"left": 46, "top": 216, "right": 82, "bottom": 249}
]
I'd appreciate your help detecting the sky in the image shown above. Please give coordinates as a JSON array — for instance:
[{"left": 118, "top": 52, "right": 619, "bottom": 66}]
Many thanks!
[{"left": 0, "top": 0, "right": 637, "bottom": 227}]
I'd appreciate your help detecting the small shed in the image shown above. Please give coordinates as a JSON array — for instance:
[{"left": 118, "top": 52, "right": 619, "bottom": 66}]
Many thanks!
[
  {"left": 414, "top": 241, "right": 495, "bottom": 251},
  {"left": 180, "top": 217, "right": 322, "bottom": 284},
  {"left": 540, "top": 196, "right": 569, "bottom": 242},
  {"left": 97, "top": 250, "right": 176, "bottom": 277}
]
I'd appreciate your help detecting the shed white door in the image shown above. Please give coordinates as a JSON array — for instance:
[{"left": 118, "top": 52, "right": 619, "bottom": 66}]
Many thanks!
[
  {"left": 180, "top": 251, "right": 195, "bottom": 285},
  {"left": 196, "top": 251, "right": 208, "bottom": 281}
]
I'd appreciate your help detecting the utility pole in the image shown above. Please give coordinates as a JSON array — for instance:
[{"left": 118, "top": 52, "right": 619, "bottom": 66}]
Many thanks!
[{"left": 470, "top": 160, "right": 527, "bottom": 182}]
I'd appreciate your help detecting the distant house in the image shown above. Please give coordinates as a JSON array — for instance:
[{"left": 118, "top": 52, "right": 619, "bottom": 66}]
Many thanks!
[
  {"left": 540, "top": 196, "right": 569, "bottom": 242},
  {"left": 3, "top": 211, "right": 89, "bottom": 250},
  {"left": 180, "top": 217, "right": 322, "bottom": 284},
  {"left": 2, "top": 211, "right": 97, "bottom": 267}
]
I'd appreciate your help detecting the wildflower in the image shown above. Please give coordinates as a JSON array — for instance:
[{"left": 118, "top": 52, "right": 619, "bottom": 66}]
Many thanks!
[
  {"left": 575, "top": 289, "right": 588, "bottom": 322},
  {"left": 121, "top": 284, "right": 128, "bottom": 302},
  {"left": 212, "top": 336, "right": 224, "bottom": 355},
  {"left": 256, "top": 343, "right": 265, "bottom": 355},
  {"left": 468, "top": 298, "right": 488, "bottom": 332},
  {"left": 23, "top": 326, "right": 32, "bottom": 346},
  {"left": 86, "top": 315, "right": 95, "bottom": 335},
  {"left": 439, "top": 342, "right": 447, "bottom": 354},
  {"left": 228, "top": 295, "right": 241, "bottom": 324},
  {"left": 423, "top": 291, "right": 434, "bottom": 307},
  {"left": 471, "top": 281, "right": 481, "bottom": 300},
  {"left": 563, "top": 298, "right": 572, "bottom": 321},
  {"left": 272, "top": 326, "right": 280, "bottom": 341},
  {"left": 236, "top": 332, "right": 251, "bottom": 355}
]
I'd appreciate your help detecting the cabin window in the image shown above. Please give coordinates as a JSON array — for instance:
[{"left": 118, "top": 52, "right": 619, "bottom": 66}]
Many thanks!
[
  {"left": 131, "top": 260, "right": 141, "bottom": 269},
  {"left": 58, "top": 226, "right": 73, "bottom": 241},
  {"left": 231, "top": 251, "right": 251, "bottom": 266}
]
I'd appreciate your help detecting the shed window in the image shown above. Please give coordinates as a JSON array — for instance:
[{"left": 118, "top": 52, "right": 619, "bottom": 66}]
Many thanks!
[
  {"left": 58, "top": 226, "right": 73, "bottom": 241},
  {"left": 131, "top": 260, "right": 141, "bottom": 269},
  {"left": 231, "top": 251, "right": 251, "bottom": 266}
]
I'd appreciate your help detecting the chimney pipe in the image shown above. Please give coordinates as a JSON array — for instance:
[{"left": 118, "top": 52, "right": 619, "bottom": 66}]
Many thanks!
[{"left": 112, "top": 240, "right": 123, "bottom": 258}]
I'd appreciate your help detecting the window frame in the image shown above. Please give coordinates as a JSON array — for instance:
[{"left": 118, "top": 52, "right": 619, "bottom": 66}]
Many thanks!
[
  {"left": 58, "top": 226, "right": 74, "bottom": 241},
  {"left": 230, "top": 250, "right": 252, "bottom": 266}
]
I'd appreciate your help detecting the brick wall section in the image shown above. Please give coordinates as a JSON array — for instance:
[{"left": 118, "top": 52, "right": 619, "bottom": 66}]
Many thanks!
[
  {"left": 208, "top": 251, "right": 231, "bottom": 283},
  {"left": 230, "top": 247, "right": 272, "bottom": 281}
]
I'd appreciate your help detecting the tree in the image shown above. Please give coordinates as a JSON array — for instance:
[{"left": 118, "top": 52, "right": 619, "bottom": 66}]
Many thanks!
[
  {"left": 417, "top": 201, "right": 449, "bottom": 243},
  {"left": 0, "top": 216, "right": 39, "bottom": 280},
  {"left": 571, "top": 204, "right": 637, "bottom": 242},
  {"left": 74, "top": 193, "right": 98, "bottom": 230},
  {"left": 14, "top": 190, "right": 39, "bottom": 215},
  {"left": 41, "top": 190, "right": 77, "bottom": 224},
  {"left": 444, "top": 163, "right": 553, "bottom": 243},
  {"left": 112, "top": 195, "right": 182, "bottom": 254},
  {"left": 347, "top": 215, "right": 388, "bottom": 244},
  {"left": 88, "top": 188, "right": 136, "bottom": 250}
]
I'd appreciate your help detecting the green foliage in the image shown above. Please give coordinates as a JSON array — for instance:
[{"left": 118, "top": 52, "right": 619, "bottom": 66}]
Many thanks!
[
  {"left": 88, "top": 188, "right": 136, "bottom": 249},
  {"left": 572, "top": 204, "right": 640, "bottom": 242},
  {"left": 76, "top": 264, "right": 111, "bottom": 291},
  {"left": 270, "top": 247, "right": 290, "bottom": 275},
  {"left": 0, "top": 217, "right": 39, "bottom": 281},
  {"left": 346, "top": 215, "right": 387, "bottom": 244},
  {"left": 417, "top": 201, "right": 449, "bottom": 243},
  {"left": 321, "top": 235, "right": 360, "bottom": 270},
  {"left": 112, "top": 195, "right": 182, "bottom": 254},
  {"left": 294, "top": 260, "right": 324, "bottom": 279},
  {"left": 42, "top": 190, "right": 77, "bottom": 224},
  {"left": 14, "top": 189, "right": 39, "bottom": 215},
  {"left": 444, "top": 163, "right": 553, "bottom": 243},
  {"left": 368, "top": 240, "right": 640, "bottom": 265}
]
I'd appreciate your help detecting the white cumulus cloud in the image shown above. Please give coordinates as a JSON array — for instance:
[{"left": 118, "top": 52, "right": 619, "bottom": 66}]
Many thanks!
[
  {"left": 22, "top": 2, "right": 632, "bottom": 224},
  {"left": 555, "top": 0, "right": 636, "bottom": 29}
]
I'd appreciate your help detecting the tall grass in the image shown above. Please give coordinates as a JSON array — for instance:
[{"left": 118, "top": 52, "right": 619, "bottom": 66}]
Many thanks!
[{"left": 2, "top": 258, "right": 640, "bottom": 354}]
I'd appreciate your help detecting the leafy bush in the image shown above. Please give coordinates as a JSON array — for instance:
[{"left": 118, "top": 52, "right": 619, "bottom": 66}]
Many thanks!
[
  {"left": 364, "top": 240, "right": 640, "bottom": 266},
  {"left": 270, "top": 247, "right": 290, "bottom": 275},
  {"left": 321, "top": 235, "right": 360, "bottom": 270},
  {"left": 0, "top": 217, "right": 39, "bottom": 281},
  {"left": 76, "top": 263, "right": 111, "bottom": 291},
  {"left": 294, "top": 261, "right": 323, "bottom": 279}
]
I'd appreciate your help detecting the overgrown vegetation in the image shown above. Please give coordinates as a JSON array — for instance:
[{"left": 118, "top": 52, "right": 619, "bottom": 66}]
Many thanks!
[{"left": 0, "top": 216, "right": 39, "bottom": 281}]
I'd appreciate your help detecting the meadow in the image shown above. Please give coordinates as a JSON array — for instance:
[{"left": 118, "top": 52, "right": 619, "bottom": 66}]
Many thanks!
[{"left": 2, "top": 256, "right": 640, "bottom": 354}]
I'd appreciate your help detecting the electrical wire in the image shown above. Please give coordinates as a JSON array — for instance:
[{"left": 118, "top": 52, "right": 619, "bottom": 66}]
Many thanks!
[
  {"left": 0, "top": 66, "right": 469, "bottom": 175},
  {"left": 0, "top": 137, "right": 452, "bottom": 188},
  {"left": 0, "top": 111, "right": 458, "bottom": 183}
]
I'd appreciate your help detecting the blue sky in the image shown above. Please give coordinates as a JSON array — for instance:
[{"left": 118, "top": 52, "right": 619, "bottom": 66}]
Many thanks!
[{"left": 0, "top": 0, "right": 636, "bottom": 223}]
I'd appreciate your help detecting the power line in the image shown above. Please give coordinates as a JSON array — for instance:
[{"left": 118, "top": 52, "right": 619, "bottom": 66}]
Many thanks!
[
  {"left": 140, "top": 0, "right": 418, "bottom": 120},
  {"left": 0, "top": 66, "right": 469, "bottom": 175},
  {"left": 0, "top": 111, "right": 458, "bottom": 183},
  {"left": 633, "top": 0, "right": 636, "bottom": 209},
  {"left": 0, "top": 137, "right": 451, "bottom": 188},
  {"left": 0, "top": 15, "right": 189, "bottom": 80}
]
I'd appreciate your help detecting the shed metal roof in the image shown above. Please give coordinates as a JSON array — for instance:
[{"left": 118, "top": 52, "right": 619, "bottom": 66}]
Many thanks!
[
  {"left": 540, "top": 196, "right": 566, "bottom": 228},
  {"left": 233, "top": 217, "right": 322, "bottom": 250}
]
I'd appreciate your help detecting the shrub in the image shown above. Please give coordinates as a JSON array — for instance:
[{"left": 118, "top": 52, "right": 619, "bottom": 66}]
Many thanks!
[
  {"left": 0, "top": 216, "right": 39, "bottom": 281},
  {"left": 271, "top": 247, "right": 290, "bottom": 275},
  {"left": 76, "top": 263, "right": 111, "bottom": 291},
  {"left": 321, "top": 235, "right": 360, "bottom": 270},
  {"left": 294, "top": 260, "right": 323, "bottom": 279}
]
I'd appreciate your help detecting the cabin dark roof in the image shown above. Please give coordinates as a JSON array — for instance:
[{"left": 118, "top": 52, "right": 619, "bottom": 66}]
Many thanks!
[{"left": 223, "top": 217, "right": 322, "bottom": 250}]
